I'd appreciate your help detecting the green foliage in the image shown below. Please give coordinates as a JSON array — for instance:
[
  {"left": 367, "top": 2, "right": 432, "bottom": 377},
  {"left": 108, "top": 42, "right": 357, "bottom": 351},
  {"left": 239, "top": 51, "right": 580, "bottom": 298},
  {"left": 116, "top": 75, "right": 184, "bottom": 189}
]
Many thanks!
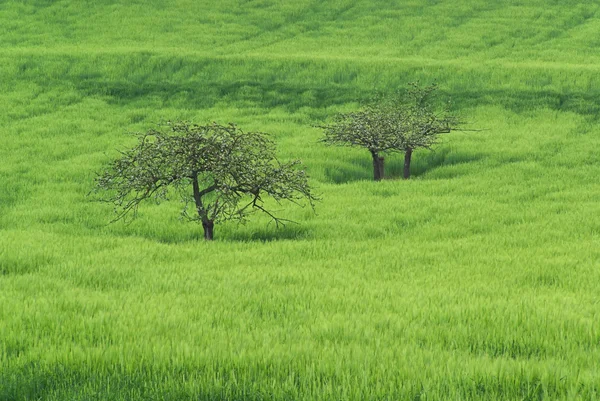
[
  {"left": 320, "top": 99, "right": 403, "bottom": 154},
  {"left": 320, "top": 83, "right": 460, "bottom": 180},
  {"left": 94, "top": 122, "right": 315, "bottom": 239},
  {"left": 394, "top": 82, "right": 461, "bottom": 151},
  {"left": 2, "top": 0, "right": 600, "bottom": 400}
]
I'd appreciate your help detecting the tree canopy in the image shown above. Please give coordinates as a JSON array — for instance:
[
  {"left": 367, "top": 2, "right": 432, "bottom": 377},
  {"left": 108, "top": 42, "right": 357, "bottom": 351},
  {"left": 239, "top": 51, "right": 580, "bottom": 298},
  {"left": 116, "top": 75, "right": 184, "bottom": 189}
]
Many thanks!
[
  {"left": 321, "top": 83, "right": 461, "bottom": 180},
  {"left": 94, "top": 122, "right": 316, "bottom": 240}
]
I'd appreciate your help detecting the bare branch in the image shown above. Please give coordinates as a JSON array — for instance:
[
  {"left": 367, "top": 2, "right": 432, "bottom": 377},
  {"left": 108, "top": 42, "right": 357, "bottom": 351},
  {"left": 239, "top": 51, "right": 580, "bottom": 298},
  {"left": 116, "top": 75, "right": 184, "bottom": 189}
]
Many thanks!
[
  {"left": 319, "top": 82, "right": 469, "bottom": 180},
  {"left": 92, "top": 122, "right": 318, "bottom": 240}
]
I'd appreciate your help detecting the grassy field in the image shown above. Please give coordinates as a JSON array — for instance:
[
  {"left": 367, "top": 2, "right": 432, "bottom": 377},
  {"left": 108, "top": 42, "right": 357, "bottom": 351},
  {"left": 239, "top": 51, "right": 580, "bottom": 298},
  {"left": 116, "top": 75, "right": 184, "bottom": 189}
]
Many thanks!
[{"left": 1, "top": 1, "right": 600, "bottom": 400}]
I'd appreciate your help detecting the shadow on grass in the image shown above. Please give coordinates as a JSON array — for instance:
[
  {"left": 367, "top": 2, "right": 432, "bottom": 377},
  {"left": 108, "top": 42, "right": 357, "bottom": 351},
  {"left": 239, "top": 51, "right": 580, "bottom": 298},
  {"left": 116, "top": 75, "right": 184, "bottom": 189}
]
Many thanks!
[
  {"left": 153, "top": 231, "right": 203, "bottom": 244},
  {"left": 446, "top": 88, "right": 600, "bottom": 118},
  {"left": 324, "top": 149, "right": 484, "bottom": 183},
  {"left": 225, "top": 224, "right": 312, "bottom": 242},
  {"left": 78, "top": 79, "right": 360, "bottom": 112},
  {"left": 410, "top": 149, "right": 485, "bottom": 179},
  {"left": 77, "top": 69, "right": 600, "bottom": 118},
  {"left": 122, "top": 223, "right": 312, "bottom": 244},
  {"left": 13, "top": 53, "right": 600, "bottom": 117},
  {"left": 325, "top": 159, "right": 372, "bottom": 184}
]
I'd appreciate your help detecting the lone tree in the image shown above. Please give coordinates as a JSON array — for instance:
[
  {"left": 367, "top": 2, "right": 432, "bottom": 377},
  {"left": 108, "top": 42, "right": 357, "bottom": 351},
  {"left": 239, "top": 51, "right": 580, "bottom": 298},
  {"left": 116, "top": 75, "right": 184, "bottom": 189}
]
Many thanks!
[
  {"left": 93, "top": 122, "right": 316, "bottom": 240},
  {"left": 320, "top": 83, "right": 460, "bottom": 180}
]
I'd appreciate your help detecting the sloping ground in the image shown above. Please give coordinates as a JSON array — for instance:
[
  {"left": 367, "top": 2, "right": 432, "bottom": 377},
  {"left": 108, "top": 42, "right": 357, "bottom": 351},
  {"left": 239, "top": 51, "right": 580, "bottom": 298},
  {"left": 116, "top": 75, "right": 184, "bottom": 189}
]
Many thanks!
[
  {"left": 1, "top": 1, "right": 600, "bottom": 400},
  {"left": 1, "top": 0, "right": 599, "bottom": 64}
]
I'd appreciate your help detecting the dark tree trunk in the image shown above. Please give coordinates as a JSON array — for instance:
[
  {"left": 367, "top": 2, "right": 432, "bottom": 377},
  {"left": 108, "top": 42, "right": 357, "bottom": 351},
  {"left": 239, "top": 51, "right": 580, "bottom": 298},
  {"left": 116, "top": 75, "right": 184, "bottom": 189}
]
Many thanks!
[
  {"left": 371, "top": 152, "right": 385, "bottom": 181},
  {"left": 403, "top": 148, "right": 413, "bottom": 180},
  {"left": 202, "top": 220, "right": 214, "bottom": 241},
  {"left": 192, "top": 172, "right": 215, "bottom": 240}
]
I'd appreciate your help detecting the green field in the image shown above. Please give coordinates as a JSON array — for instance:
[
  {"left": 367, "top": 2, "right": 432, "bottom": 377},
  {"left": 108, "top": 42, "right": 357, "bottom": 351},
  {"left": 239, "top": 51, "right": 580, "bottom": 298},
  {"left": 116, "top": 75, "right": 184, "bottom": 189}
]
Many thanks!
[{"left": 1, "top": 1, "right": 600, "bottom": 400}]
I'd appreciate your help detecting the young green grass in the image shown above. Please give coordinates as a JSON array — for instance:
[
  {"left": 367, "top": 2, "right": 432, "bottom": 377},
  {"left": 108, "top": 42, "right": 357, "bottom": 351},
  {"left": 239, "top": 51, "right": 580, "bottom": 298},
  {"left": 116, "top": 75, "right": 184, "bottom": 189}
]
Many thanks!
[{"left": 1, "top": 1, "right": 600, "bottom": 400}]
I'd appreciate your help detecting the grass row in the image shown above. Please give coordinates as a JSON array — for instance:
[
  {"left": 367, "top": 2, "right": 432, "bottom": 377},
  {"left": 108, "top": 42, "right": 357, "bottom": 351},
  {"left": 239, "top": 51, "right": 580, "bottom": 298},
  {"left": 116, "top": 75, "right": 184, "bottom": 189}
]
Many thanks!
[{"left": 2, "top": 0, "right": 599, "bottom": 64}]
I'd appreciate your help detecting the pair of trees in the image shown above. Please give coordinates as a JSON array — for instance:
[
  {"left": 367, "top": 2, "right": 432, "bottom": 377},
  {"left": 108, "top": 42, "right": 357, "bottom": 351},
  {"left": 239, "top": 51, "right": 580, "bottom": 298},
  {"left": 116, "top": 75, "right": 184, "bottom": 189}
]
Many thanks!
[
  {"left": 321, "top": 83, "right": 460, "bottom": 180},
  {"left": 94, "top": 84, "right": 458, "bottom": 240}
]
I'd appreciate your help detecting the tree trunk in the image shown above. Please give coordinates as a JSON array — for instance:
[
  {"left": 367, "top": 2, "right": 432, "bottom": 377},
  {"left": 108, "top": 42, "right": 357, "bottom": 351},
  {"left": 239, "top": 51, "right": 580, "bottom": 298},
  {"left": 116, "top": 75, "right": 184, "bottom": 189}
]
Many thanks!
[
  {"left": 202, "top": 220, "right": 214, "bottom": 241},
  {"left": 403, "top": 148, "right": 413, "bottom": 180},
  {"left": 371, "top": 152, "right": 385, "bottom": 181},
  {"left": 192, "top": 172, "right": 215, "bottom": 241}
]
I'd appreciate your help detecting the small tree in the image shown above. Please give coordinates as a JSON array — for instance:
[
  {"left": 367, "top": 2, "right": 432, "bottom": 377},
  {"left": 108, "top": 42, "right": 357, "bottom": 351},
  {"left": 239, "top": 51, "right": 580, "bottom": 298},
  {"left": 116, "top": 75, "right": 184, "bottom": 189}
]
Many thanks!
[
  {"left": 320, "top": 83, "right": 460, "bottom": 181},
  {"left": 393, "top": 83, "right": 460, "bottom": 179},
  {"left": 93, "top": 122, "right": 316, "bottom": 240},
  {"left": 319, "top": 101, "right": 400, "bottom": 181}
]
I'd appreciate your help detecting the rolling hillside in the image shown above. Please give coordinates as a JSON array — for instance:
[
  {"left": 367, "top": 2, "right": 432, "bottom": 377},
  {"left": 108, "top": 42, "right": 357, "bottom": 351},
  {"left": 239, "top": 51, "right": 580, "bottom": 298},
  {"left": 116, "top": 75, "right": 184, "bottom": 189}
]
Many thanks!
[{"left": 1, "top": 1, "right": 599, "bottom": 400}]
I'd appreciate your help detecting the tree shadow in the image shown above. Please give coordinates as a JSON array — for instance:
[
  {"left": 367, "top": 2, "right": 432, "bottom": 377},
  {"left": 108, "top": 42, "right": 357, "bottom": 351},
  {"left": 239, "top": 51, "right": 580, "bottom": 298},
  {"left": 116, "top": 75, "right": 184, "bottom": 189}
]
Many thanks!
[
  {"left": 324, "top": 149, "right": 485, "bottom": 183},
  {"left": 153, "top": 231, "right": 203, "bottom": 244},
  {"left": 325, "top": 159, "right": 372, "bottom": 184},
  {"left": 224, "top": 224, "right": 312, "bottom": 242},
  {"left": 410, "top": 149, "right": 485, "bottom": 179},
  {"left": 110, "top": 223, "right": 312, "bottom": 244}
]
